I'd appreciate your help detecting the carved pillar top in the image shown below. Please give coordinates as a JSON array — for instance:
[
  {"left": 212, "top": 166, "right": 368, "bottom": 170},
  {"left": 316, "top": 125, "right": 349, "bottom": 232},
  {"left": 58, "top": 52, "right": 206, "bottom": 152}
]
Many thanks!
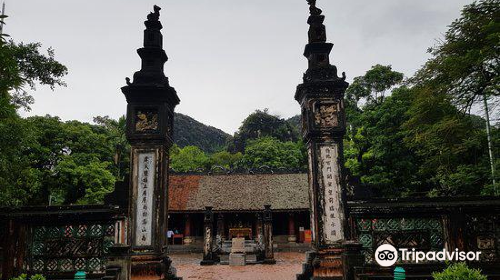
[
  {"left": 204, "top": 206, "right": 214, "bottom": 222},
  {"left": 298, "top": 0, "right": 348, "bottom": 92},
  {"left": 122, "top": 5, "right": 179, "bottom": 145},
  {"left": 296, "top": 0, "right": 349, "bottom": 141}
]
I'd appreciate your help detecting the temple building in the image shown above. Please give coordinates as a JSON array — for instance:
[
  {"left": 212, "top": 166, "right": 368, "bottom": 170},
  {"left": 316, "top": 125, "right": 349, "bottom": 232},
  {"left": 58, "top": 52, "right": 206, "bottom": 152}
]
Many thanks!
[{"left": 166, "top": 172, "right": 312, "bottom": 248}]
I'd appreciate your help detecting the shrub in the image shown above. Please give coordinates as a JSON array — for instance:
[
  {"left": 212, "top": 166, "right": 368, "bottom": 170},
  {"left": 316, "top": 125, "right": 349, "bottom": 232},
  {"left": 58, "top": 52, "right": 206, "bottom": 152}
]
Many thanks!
[
  {"left": 9, "top": 274, "right": 46, "bottom": 280},
  {"left": 433, "top": 263, "right": 487, "bottom": 280}
]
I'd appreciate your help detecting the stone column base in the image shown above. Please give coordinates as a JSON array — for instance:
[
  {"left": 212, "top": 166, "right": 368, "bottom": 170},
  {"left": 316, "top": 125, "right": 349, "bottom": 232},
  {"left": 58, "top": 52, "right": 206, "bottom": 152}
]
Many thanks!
[
  {"left": 183, "top": 236, "right": 194, "bottom": 245},
  {"left": 288, "top": 235, "right": 297, "bottom": 243},
  {"left": 296, "top": 241, "right": 363, "bottom": 280},
  {"left": 105, "top": 244, "right": 131, "bottom": 280},
  {"left": 200, "top": 259, "right": 217, "bottom": 266},
  {"left": 263, "top": 258, "right": 277, "bottom": 265},
  {"left": 131, "top": 253, "right": 182, "bottom": 280}
]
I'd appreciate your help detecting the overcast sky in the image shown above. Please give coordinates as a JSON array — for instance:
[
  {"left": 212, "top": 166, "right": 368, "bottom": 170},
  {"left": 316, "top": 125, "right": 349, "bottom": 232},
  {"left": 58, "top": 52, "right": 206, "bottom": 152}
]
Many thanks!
[{"left": 7, "top": 0, "right": 474, "bottom": 134}]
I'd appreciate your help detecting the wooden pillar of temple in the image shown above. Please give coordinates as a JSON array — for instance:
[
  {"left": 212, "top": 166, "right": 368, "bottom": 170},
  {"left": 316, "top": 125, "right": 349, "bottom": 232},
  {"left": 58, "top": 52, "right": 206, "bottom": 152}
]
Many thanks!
[
  {"left": 288, "top": 213, "right": 297, "bottom": 243},
  {"left": 216, "top": 213, "right": 225, "bottom": 245},
  {"left": 2, "top": 219, "right": 14, "bottom": 280},
  {"left": 255, "top": 213, "right": 265, "bottom": 260},
  {"left": 200, "top": 207, "right": 216, "bottom": 265},
  {"left": 263, "top": 205, "right": 276, "bottom": 264},
  {"left": 183, "top": 214, "right": 193, "bottom": 245},
  {"left": 2, "top": 219, "right": 27, "bottom": 280}
]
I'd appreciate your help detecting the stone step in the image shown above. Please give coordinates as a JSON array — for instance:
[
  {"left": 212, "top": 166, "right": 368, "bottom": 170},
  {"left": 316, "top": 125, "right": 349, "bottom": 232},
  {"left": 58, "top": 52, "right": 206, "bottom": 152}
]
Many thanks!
[
  {"left": 220, "top": 253, "right": 260, "bottom": 265},
  {"left": 105, "top": 267, "right": 121, "bottom": 276}
]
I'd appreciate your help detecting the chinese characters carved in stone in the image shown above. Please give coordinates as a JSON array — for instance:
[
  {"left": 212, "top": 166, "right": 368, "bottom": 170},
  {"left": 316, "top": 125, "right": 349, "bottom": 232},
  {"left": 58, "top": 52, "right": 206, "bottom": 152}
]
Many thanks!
[
  {"left": 320, "top": 144, "right": 344, "bottom": 243},
  {"left": 135, "top": 152, "right": 155, "bottom": 246}
]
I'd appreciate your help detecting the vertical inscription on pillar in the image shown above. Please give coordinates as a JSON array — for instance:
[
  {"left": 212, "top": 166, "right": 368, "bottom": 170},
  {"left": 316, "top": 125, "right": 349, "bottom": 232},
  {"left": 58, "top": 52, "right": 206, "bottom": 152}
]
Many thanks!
[
  {"left": 319, "top": 144, "right": 344, "bottom": 244},
  {"left": 135, "top": 152, "right": 155, "bottom": 246},
  {"left": 307, "top": 148, "right": 317, "bottom": 243}
]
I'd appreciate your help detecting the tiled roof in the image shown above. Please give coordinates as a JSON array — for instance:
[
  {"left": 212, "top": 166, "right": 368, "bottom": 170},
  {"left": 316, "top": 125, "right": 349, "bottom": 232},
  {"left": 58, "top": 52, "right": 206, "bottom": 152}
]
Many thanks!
[{"left": 168, "top": 173, "right": 309, "bottom": 211}]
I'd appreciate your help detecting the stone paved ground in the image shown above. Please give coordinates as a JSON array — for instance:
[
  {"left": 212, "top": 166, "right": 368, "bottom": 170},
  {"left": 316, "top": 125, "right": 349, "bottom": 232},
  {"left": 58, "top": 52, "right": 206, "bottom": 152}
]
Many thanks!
[{"left": 170, "top": 252, "right": 304, "bottom": 280}]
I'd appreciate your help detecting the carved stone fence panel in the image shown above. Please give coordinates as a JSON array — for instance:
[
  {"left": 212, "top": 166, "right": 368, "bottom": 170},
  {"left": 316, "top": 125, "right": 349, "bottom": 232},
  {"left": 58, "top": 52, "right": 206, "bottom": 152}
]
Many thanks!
[
  {"left": 354, "top": 217, "right": 444, "bottom": 264},
  {"left": 348, "top": 197, "right": 500, "bottom": 278},
  {"left": 1, "top": 205, "right": 126, "bottom": 280},
  {"left": 26, "top": 223, "right": 115, "bottom": 274}
]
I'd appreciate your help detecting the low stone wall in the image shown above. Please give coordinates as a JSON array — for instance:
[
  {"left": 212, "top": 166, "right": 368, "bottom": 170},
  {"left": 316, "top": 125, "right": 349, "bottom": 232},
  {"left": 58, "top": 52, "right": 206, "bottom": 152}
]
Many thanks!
[
  {"left": 0, "top": 205, "right": 126, "bottom": 280},
  {"left": 348, "top": 196, "right": 500, "bottom": 279}
]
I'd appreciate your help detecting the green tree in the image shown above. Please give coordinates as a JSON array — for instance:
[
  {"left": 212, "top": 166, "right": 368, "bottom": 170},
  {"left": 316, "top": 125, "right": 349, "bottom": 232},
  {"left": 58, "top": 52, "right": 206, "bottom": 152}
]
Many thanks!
[
  {"left": 403, "top": 87, "right": 490, "bottom": 196},
  {"left": 170, "top": 145, "right": 210, "bottom": 172},
  {"left": 240, "top": 137, "right": 306, "bottom": 169},
  {"left": 20, "top": 116, "right": 118, "bottom": 204},
  {"left": 228, "top": 109, "right": 299, "bottom": 153},
  {"left": 55, "top": 155, "right": 115, "bottom": 204},
  {"left": 343, "top": 65, "right": 408, "bottom": 196},
  {"left": 412, "top": 0, "right": 500, "bottom": 191},
  {"left": 0, "top": 23, "right": 68, "bottom": 205},
  {"left": 0, "top": 116, "right": 42, "bottom": 206},
  {"left": 3, "top": 40, "right": 67, "bottom": 109},
  {"left": 209, "top": 151, "right": 243, "bottom": 169},
  {"left": 346, "top": 64, "right": 404, "bottom": 106},
  {"left": 93, "top": 115, "right": 129, "bottom": 180},
  {"left": 433, "top": 262, "right": 487, "bottom": 280},
  {"left": 345, "top": 87, "right": 422, "bottom": 197}
]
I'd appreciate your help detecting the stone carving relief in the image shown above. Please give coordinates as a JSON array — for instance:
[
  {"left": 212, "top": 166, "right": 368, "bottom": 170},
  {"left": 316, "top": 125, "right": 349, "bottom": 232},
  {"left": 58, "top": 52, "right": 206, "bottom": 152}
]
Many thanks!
[
  {"left": 314, "top": 102, "right": 338, "bottom": 127},
  {"left": 135, "top": 110, "right": 158, "bottom": 132}
]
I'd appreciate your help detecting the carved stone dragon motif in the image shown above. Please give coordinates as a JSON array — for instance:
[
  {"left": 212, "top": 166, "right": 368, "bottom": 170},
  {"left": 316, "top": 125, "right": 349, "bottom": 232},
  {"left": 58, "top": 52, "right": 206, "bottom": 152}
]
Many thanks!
[
  {"left": 306, "top": 0, "right": 322, "bottom": 16},
  {"left": 146, "top": 5, "right": 161, "bottom": 21}
]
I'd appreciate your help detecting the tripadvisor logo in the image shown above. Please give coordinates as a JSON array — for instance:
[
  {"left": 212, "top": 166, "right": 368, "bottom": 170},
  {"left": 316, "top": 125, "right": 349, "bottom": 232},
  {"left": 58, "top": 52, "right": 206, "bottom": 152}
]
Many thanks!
[
  {"left": 375, "top": 244, "right": 482, "bottom": 267},
  {"left": 375, "top": 244, "right": 398, "bottom": 267}
]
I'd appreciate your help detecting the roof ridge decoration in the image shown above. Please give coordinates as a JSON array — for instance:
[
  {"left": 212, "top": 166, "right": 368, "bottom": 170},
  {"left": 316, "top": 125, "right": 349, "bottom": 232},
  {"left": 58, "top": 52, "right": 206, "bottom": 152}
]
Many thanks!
[{"left": 169, "top": 165, "right": 307, "bottom": 175}]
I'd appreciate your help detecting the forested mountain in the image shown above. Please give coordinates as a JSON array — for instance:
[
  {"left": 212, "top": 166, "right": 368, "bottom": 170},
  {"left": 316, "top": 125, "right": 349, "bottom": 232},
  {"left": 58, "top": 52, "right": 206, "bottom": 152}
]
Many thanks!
[{"left": 173, "top": 113, "right": 231, "bottom": 153}]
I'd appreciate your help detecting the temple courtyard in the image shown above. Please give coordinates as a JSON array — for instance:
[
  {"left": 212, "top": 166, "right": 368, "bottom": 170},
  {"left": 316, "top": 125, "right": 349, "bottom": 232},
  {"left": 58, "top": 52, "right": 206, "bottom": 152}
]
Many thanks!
[{"left": 171, "top": 253, "right": 303, "bottom": 280}]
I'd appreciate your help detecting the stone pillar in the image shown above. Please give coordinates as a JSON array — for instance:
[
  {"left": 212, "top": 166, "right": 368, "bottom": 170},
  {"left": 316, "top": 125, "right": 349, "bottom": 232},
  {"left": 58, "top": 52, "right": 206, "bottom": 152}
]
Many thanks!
[
  {"left": 122, "top": 5, "right": 181, "bottom": 280},
  {"left": 105, "top": 244, "right": 131, "bottom": 280},
  {"left": 216, "top": 213, "right": 225, "bottom": 246},
  {"left": 288, "top": 213, "right": 297, "bottom": 243},
  {"left": 200, "top": 207, "right": 216, "bottom": 265},
  {"left": 183, "top": 214, "right": 193, "bottom": 245},
  {"left": 295, "top": 1, "right": 362, "bottom": 279},
  {"left": 263, "top": 205, "right": 276, "bottom": 264}
]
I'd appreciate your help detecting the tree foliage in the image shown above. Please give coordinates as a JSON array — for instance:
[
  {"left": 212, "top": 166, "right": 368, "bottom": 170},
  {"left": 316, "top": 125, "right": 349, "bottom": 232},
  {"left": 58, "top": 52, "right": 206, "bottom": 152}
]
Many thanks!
[
  {"left": 346, "top": 64, "right": 404, "bottom": 105},
  {"left": 433, "top": 263, "right": 487, "bottom": 280},
  {"left": 170, "top": 145, "right": 210, "bottom": 172},
  {"left": 412, "top": 0, "right": 499, "bottom": 110},
  {"left": 240, "top": 137, "right": 306, "bottom": 169},
  {"left": 1, "top": 40, "right": 67, "bottom": 109},
  {"left": 228, "top": 109, "right": 299, "bottom": 153},
  {"left": 0, "top": 25, "right": 70, "bottom": 205},
  {"left": 403, "top": 87, "right": 491, "bottom": 196},
  {"left": 344, "top": 61, "right": 496, "bottom": 197}
]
